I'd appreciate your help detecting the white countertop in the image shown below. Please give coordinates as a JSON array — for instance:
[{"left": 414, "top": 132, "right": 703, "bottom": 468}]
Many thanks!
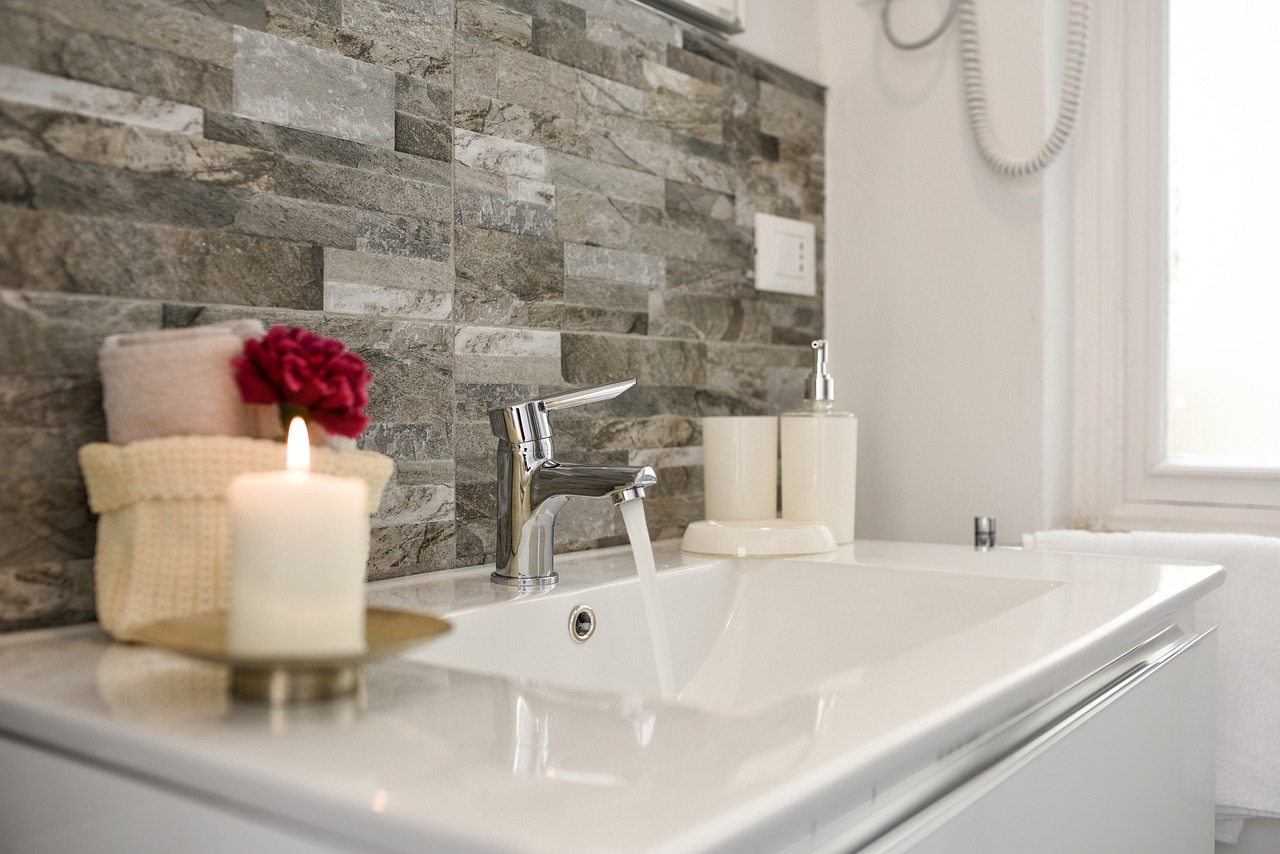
[{"left": 0, "top": 540, "right": 1223, "bottom": 853}]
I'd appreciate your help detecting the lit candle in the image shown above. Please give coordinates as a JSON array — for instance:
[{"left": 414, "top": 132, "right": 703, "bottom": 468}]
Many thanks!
[{"left": 227, "top": 417, "right": 370, "bottom": 657}]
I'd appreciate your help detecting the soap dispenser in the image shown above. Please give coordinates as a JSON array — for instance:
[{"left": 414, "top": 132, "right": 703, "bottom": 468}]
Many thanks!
[{"left": 780, "top": 340, "right": 858, "bottom": 543}]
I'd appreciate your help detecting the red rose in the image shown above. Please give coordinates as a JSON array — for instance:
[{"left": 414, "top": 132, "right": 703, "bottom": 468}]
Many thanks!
[{"left": 233, "top": 325, "right": 372, "bottom": 438}]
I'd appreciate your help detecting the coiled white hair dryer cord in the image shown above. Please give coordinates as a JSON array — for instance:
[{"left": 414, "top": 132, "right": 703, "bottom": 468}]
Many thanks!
[{"left": 882, "top": 0, "right": 1094, "bottom": 178}]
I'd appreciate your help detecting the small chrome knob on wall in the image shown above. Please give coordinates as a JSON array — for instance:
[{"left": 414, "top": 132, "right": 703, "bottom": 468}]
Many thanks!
[{"left": 975, "top": 516, "right": 996, "bottom": 551}]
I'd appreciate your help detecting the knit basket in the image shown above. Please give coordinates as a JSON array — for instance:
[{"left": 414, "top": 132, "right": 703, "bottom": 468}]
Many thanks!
[{"left": 78, "top": 436, "right": 393, "bottom": 642}]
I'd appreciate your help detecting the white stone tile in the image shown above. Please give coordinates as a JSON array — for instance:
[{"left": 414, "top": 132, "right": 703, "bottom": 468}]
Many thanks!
[
  {"left": 455, "top": 325, "right": 560, "bottom": 358},
  {"left": 324, "top": 282, "right": 453, "bottom": 320},
  {"left": 0, "top": 65, "right": 203, "bottom": 135},
  {"left": 452, "top": 127, "right": 547, "bottom": 180}
]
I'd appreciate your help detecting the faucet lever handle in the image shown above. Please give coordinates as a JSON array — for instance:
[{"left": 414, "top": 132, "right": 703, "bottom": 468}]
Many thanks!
[
  {"left": 489, "top": 378, "right": 637, "bottom": 444},
  {"left": 542, "top": 378, "right": 636, "bottom": 411}
]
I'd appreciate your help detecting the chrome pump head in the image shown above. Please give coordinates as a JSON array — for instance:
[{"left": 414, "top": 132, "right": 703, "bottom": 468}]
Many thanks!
[{"left": 805, "top": 339, "right": 835, "bottom": 403}]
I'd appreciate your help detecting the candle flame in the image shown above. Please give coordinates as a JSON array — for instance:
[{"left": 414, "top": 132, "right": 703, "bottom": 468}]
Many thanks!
[{"left": 286, "top": 416, "right": 311, "bottom": 472}]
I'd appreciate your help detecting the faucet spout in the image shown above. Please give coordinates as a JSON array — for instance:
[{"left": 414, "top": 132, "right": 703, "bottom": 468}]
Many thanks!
[
  {"left": 533, "top": 461, "right": 658, "bottom": 506},
  {"left": 489, "top": 380, "right": 659, "bottom": 588}
]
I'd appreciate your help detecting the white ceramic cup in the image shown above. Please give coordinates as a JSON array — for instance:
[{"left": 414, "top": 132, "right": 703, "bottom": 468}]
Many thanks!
[{"left": 702, "top": 416, "right": 778, "bottom": 521}]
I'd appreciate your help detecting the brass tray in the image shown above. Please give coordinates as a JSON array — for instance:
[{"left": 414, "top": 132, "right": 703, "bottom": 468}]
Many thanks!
[{"left": 132, "top": 608, "right": 450, "bottom": 703}]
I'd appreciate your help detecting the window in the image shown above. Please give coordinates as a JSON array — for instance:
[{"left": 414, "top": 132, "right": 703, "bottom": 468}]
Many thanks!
[
  {"left": 1165, "top": 1, "right": 1280, "bottom": 468},
  {"left": 1072, "top": 0, "right": 1280, "bottom": 533}
]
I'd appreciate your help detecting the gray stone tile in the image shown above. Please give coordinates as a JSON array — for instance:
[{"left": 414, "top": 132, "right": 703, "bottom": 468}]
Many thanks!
[
  {"left": 0, "top": 289, "right": 162, "bottom": 377},
  {"left": 604, "top": 134, "right": 734, "bottom": 194},
  {"left": 558, "top": 303, "right": 647, "bottom": 335},
  {"left": 15, "top": 0, "right": 237, "bottom": 67},
  {"left": 0, "top": 560, "right": 95, "bottom": 631},
  {"left": 341, "top": 318, "right": 456, "bottom": 423},
  {"left": 161, "top": 0, "right": 267, "bottom": 29},
  {"left": 642, "top": 58, "right": 728, "bottom": 143},
  {"left": 337, "top": 0, "right": 453, "bottom": 79},
  {"left": 705, "top": 341, "right": 811, "bottom": 412},
  {"left": 454, "top": 226, "right": 563, "bottom": 327},
  {"left": 367, "top": 521, "right": 456, "bottom": 579},
  {"left": 455, "top": 326, "right": 562, "bottom": 385},
  {"left": 759, "top": 80, "right": 824, "bottom": 149},
  {"left": 554, "top": 411, "right": 697, "bottom": 455},
  {"left": 572, "top": 0, "right": 682, "bottom": 45},
  {"left": 577, "top": 69, "right": 644, "bottom": 117},
  {"left": 458, "top": 0, "right": 533, "bottom": 50},
  {"left": 532, "top": 20, "right": 642, "bottom": 88},
  {"left": 665, "top": 257, "right": 752, "bottom": 296},
  {"left": 0, "top": 66, "right": 204, "bottom": 135},
  {"left": 359, "top": 422, "right": 453, "bottom": 462},
  {"left": 553, "top": 190, "right": 643, "bottom": 250},
  {"left": 454, "top": 33, "right": 499, "bottom": 99},
  {"left": 4, "top": 17, "right": 236, "bottom": 113},
  {"left": 1, "top": 102, "right": 274, "bottom": 185},
  {"left": 680, "top": 30, "right": 825, "bottom": 104},
  {"left": 0, "top": 462, "right": 96, "bottom": 567},
  {"left": 562, "top": 332, "right": 705, "bottom": 388},
  {"left": 454, "top": 189, "right": 556, "bottom": 239},
  {"left": 765, "top": 297, "right": 824, "bottom": 346},
  {"left": 324, "top": 248, "right": 453, "bottom": 320},
  {"left": 585, "top": 16, "right": 667, "bottom": 65},
  {"left": 204, "top": 111, "right": 451, "bottom": 185},
  {"left": 454, "top": 95, "right": 581, "bottom": 153},
  {"left": 649, "top": 291, "right": 772, "bottom": 342},
  {"left": 394, "top": 112, "right": 455, "bottom": 161},
  {"left": 454, "top": 127, "right": 547, "bottom": 179},
  {"left": 0, "top": 206, "right": 322, "bottom": 308},
  {"left": 666, "top": 178, "right": 734, "bottom": 220},
  {"left": 564, "top": 277, "right": 648, "bottom": 313},
  {"left": 564, "top": 242, "right": 664, "bottom": 287},
  {"left": 356, "top": 210, "right": 450, "bottom": 262},
  {"left": 395, "top": 75, "right": 453, "bottom": 123},
  {"left": 233, "top": 192, "right": 358, "bottom": 247},
  {"left": 494, "top": 44, "right": 579, "bottom": 114},
  {"left": 392, "top": 458, "right": 456, "bottom": 487},
  {"left": 547, "top": 150, "right": 664, "bottom": 207},
  {"left": 233, "top": 26, "right": 395, "bottom": 148},
  {"left": 325, "top": 247, "right": 452, "bottom": 291},
  {"left": 265, "top": 154, "right": 452, "bottom": 220},
  {"left": 266, "top": 0, "right": 340, "bottom": 27},
  {"left": 372, "top": 482, "right": 455, "bottom": 527}
]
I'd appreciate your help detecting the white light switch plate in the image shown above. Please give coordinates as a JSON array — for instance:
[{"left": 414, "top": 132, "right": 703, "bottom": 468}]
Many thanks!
[{"left": 754, "top": 212, "right": 816, "bottom": 296}]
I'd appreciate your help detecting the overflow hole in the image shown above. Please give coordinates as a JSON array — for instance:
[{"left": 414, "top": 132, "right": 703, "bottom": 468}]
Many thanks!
[{"left": 569, "top": 605, "right": 596, "bottom": 643}]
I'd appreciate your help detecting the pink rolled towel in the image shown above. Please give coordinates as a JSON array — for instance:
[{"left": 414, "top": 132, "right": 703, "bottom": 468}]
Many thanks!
[{"left": 99, "top": 320, "right": 270, "bottom": 444}]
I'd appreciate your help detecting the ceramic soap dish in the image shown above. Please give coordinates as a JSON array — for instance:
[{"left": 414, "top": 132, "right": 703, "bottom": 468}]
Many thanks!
[
  {"left": 681, "top": 519, "right": 837, "bottom": 557},
  {"left": 132, "top": 607, "right": 450, "bottom": 703}
]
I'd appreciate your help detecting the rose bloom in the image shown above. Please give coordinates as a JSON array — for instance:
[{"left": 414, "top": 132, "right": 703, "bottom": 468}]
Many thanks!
[{"left": 233, "top": 326, "right": 372, "bottom": 438}]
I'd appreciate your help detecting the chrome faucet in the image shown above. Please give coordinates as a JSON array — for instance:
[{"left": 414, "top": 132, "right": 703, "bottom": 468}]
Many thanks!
[{"left": 488, "top": 379, "right": 658, "bottom": 588}]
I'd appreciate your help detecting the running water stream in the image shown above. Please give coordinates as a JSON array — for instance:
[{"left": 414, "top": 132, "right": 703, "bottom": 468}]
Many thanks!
[{"left": 619, "top": 499, "right": 677, "bottom": 700}]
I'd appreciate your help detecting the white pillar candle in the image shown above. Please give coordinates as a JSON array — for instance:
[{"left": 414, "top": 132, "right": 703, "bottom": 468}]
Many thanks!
[
  {"left": 227, "top": 418, "right": 370, "bottom": 657},
  {"left": 702, "top": 415, "right": 778, "bottom": 521}
]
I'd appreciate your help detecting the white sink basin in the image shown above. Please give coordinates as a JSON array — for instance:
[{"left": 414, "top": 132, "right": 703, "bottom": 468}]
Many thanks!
[{"left": 400, "top": 550, "right": 1061, "bottom": 714}]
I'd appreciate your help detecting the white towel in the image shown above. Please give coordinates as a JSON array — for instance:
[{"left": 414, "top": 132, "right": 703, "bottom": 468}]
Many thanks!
[
  {"left": 99, "top": 320, "right": 269, "bottom": 444},
  {"left": 1024, "top": 530, "right": 1280, "bottom": 842}
]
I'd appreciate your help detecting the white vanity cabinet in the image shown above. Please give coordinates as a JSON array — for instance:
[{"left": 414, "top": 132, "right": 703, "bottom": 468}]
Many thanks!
[
  {"left": 0, "top": 541, "right": 1224, "bottom": 854},
  {"left": 854, "top": 629, "right": 1217, "bottom": 854},
  {"left": 0, "top": 736, "right": 356, "bottom": 854}
]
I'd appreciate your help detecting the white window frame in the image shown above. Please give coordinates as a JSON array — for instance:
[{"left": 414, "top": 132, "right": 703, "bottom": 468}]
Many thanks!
[{"left": 1071, "top": 0, "right": 1280, "bottom": 534}]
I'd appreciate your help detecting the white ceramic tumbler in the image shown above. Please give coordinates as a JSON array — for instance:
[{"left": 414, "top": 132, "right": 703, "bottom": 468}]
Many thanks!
[{"left": 702, "top": 416, "right": 778, "bottom": 521}]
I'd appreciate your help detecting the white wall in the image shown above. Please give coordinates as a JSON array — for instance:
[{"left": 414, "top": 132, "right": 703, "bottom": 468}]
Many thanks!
[{"left": 736, "top": 0, "right": 1073, "bottom": 545}]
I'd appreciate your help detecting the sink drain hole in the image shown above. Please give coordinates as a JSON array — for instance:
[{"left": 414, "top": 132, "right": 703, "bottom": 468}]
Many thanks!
[{"left": 569, "top": 605, "right": 596, "bottom": 643}]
